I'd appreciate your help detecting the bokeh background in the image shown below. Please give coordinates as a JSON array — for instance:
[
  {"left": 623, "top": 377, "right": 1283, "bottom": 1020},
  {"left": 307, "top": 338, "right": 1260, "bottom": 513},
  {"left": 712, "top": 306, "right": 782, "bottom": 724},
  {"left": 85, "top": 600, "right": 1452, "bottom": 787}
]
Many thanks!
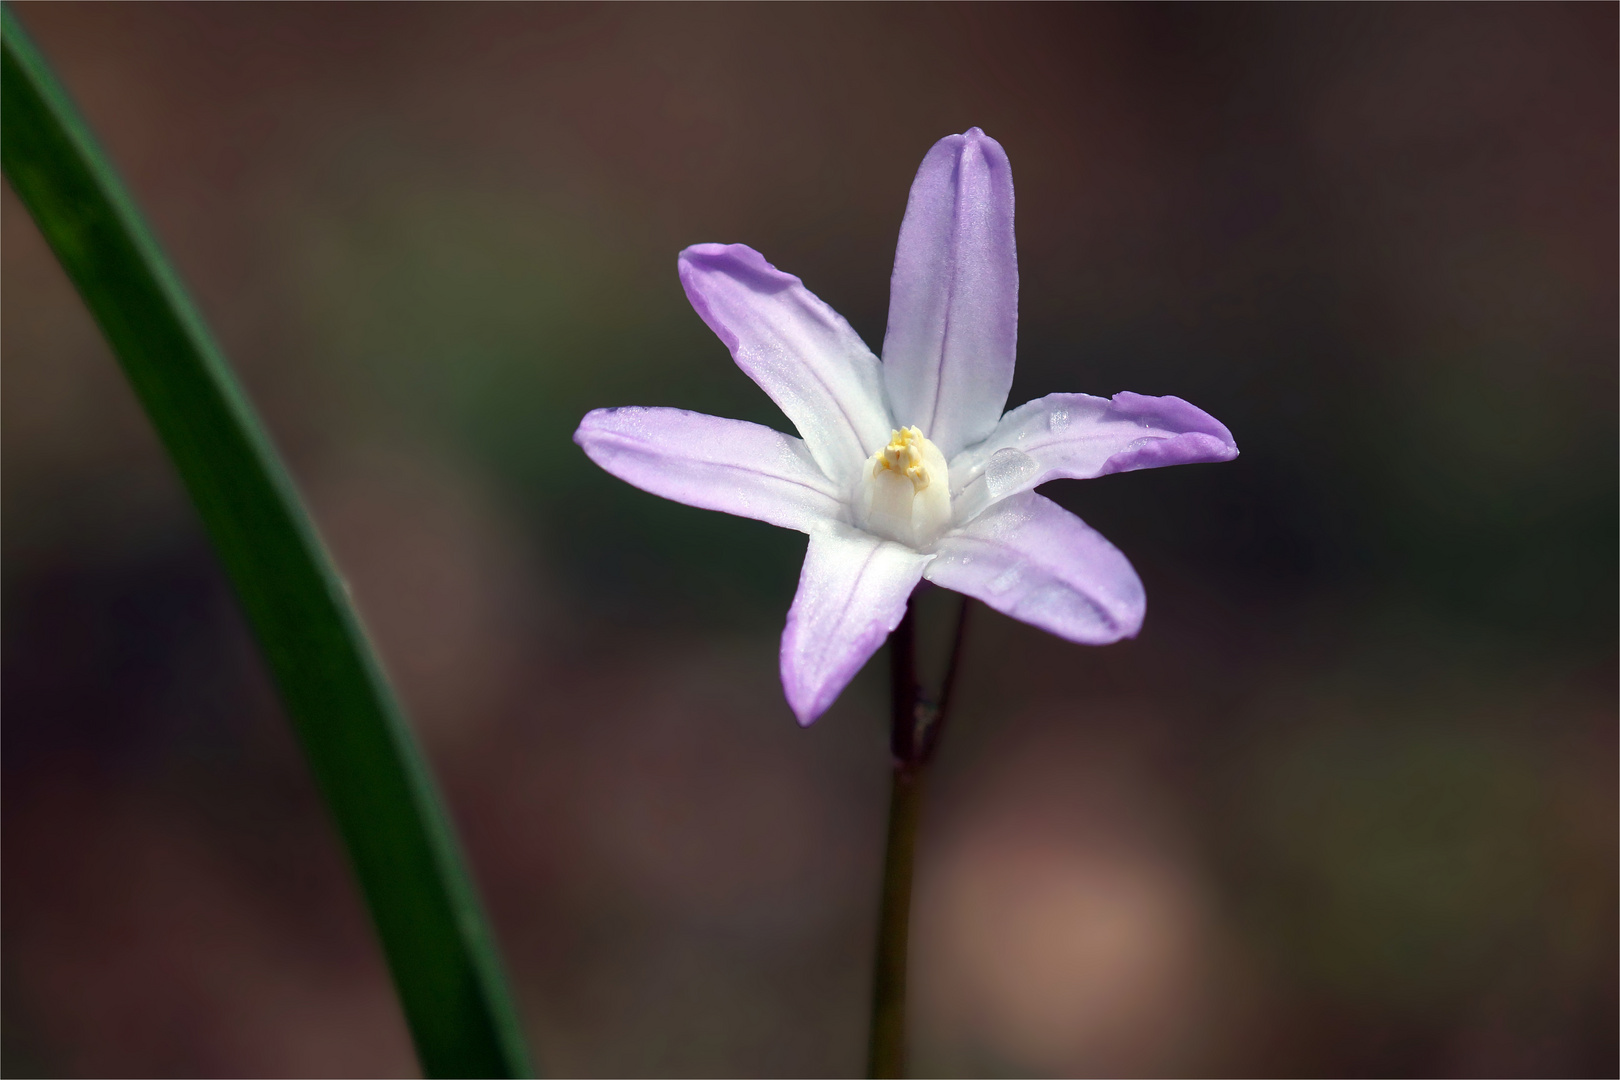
[{"left": 3, "top": 4, "right": 1615, "bottom": 1077}]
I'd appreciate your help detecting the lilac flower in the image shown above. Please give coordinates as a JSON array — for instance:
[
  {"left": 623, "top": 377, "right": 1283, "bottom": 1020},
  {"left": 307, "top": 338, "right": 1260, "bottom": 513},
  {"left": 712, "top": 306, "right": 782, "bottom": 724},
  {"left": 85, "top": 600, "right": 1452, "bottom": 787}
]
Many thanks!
[{"left": 575, "top": 129, "right": 1237, "bottom": 725}]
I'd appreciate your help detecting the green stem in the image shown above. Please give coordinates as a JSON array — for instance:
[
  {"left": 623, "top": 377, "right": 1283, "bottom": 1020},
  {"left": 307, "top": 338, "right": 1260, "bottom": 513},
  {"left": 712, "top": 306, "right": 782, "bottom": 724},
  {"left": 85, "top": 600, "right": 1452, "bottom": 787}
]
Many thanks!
[
  {"left": 867, "top": 593, "right": 972, "bottom": 1078},
  {"left": 868, "top": 761, "right": 923, "bottom": 1080},
  {"left": 1, "top": 9, "right": 531, "bottom": 1077}
]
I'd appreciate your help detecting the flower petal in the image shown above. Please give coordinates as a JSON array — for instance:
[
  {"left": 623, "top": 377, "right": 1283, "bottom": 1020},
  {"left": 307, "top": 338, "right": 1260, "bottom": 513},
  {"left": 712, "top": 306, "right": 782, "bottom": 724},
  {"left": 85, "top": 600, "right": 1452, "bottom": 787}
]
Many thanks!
[
  {"left": 925, "top": 492, "right": 1144, "bottom": 644},
  {"left": 949, "top": 392, "right": 1239, "bottom": 518},
  {"left": 781, "top": 524, "right": 931, "bottom": 726},
  {"left": 679, "top": 243, "right": 892, "bottom": 485},
  {"left": 575, "top": 406, "right": 846, "bottom": 533},
  {"left": 882, "top": 127, "right": 1017, "bottom": 460}
]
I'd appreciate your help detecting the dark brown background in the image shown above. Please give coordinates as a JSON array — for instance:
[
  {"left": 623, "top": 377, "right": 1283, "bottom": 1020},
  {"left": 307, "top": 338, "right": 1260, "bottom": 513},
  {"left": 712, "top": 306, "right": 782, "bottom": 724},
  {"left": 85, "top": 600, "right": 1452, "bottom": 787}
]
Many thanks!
[{"left": 4, "top": 4, "right": 1615, "bottom": 1076}]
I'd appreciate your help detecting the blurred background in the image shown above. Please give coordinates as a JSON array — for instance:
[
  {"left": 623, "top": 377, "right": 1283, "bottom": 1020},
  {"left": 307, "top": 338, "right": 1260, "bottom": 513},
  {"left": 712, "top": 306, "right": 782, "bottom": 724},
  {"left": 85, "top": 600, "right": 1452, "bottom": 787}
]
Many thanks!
[{"left": 3, "top": 4, "right": 1614, "bottom": 1077}]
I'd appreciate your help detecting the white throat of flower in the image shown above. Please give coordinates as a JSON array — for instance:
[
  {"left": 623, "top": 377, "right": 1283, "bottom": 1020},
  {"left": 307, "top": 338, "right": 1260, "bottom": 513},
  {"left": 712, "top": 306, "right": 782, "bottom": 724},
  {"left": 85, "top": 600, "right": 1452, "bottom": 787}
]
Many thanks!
[{"left": 856, "top": 426, "right": 952, "bottom": 548}]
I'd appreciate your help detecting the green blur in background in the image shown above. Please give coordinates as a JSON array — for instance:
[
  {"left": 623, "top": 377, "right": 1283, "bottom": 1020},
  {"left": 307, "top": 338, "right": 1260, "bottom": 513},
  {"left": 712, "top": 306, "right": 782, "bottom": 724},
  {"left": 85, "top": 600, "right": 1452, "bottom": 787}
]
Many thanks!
[{"left": 3, "top": 4, "right": 1614, "bottom": 1077}]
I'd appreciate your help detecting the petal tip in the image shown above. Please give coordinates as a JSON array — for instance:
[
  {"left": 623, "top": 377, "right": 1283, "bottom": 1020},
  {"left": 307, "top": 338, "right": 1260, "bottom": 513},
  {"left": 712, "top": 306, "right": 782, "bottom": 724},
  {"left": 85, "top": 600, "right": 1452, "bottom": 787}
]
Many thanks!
[
  {"left": 572, "top": 406, "right": 613, "bottom": 447},
  {"left": 677, "top": 242, "right": 795, "bottom": 301},
  {"left": 927, "top": 126, "right": 1007, "bottom": 163},
  {"left": 789, "top": 699, "right": 824, "bottom": 728},
  {"left": 679, "top": 241, "right": 779, "bottom": 269},
  {"left": 677, "top": 242, "right": 722, "bottom": 261},
  {"left": 960, "top": 126, "right": 1009, "bottom": 162},
  {"left": 960, "top": 126, "right": 1005, "bottom": 156},
  {"left": 780, "top": 667, "right": 833, "bottom": 727},
  {"left": 1107, "top": 391, "right": 1240, "bottom": 458}
]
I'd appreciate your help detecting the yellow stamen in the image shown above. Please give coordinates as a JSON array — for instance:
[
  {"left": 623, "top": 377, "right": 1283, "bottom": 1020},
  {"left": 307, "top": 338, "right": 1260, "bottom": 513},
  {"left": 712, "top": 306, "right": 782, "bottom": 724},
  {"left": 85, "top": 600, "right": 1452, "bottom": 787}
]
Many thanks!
[{"left": 873, "top": 426, "right": 932, "bottom": 492}]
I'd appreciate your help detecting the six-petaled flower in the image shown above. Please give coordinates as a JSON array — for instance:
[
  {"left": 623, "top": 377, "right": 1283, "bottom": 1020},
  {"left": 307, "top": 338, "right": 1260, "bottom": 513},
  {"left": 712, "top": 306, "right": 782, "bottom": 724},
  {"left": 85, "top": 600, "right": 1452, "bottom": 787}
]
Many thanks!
[{"left": 575, "top": 128, "right": 1238, "bottom": 725}]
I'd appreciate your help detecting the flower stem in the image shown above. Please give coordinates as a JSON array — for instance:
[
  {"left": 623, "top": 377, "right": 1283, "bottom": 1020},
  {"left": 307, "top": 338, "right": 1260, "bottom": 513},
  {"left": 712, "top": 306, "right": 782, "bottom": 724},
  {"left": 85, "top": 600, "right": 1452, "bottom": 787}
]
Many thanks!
[
  {"left": 867, "top": 592, "right": 971, "bottom": 1078},
  {"left": 868, "top": 757, "right": 923, "bottom": 1079}
]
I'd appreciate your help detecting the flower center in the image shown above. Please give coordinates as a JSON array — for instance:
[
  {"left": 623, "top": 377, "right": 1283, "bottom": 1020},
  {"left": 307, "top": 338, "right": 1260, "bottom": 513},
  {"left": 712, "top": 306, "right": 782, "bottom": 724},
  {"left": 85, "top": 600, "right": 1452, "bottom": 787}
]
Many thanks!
[{"left": 856, "top": 426, "right": 952, "bottom": 548}]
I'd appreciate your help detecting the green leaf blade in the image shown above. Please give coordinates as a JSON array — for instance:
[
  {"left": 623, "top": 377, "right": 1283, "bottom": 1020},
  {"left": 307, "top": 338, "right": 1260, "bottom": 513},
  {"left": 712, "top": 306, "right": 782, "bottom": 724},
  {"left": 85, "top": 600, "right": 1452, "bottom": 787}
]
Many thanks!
[{"left": 1, "top": 9, "right": 533, "bottom": 1077}]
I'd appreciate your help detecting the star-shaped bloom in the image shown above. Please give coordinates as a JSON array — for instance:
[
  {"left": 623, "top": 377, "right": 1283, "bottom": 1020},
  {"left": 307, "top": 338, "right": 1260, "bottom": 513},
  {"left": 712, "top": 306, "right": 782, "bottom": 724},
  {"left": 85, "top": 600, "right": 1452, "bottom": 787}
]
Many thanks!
[{"left": 575, "top": 129, "right": 1238, "bottom": 725}]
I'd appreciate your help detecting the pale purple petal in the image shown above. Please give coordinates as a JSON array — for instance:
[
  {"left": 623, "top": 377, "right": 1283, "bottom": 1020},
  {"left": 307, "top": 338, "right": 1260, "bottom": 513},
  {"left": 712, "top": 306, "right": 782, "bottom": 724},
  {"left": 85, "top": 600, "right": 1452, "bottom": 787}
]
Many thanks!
[
  {"left": 925, "top": 492, "right": 1144, "bottom": 644},
  {"left": 882, "top": 127, "right": 1017, "bottom": 460},
  {"left": 781, "top": 525, "right": 931, "bottom": 725},
  {"left": 948, "top": 392, "right": 1239, "bottom": 519},
  {"left": 575, "top": 406, "right": 845, "bottom": 533},
  {"left": 679, "top": 243, "right": 892, "bottom": 485}
]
